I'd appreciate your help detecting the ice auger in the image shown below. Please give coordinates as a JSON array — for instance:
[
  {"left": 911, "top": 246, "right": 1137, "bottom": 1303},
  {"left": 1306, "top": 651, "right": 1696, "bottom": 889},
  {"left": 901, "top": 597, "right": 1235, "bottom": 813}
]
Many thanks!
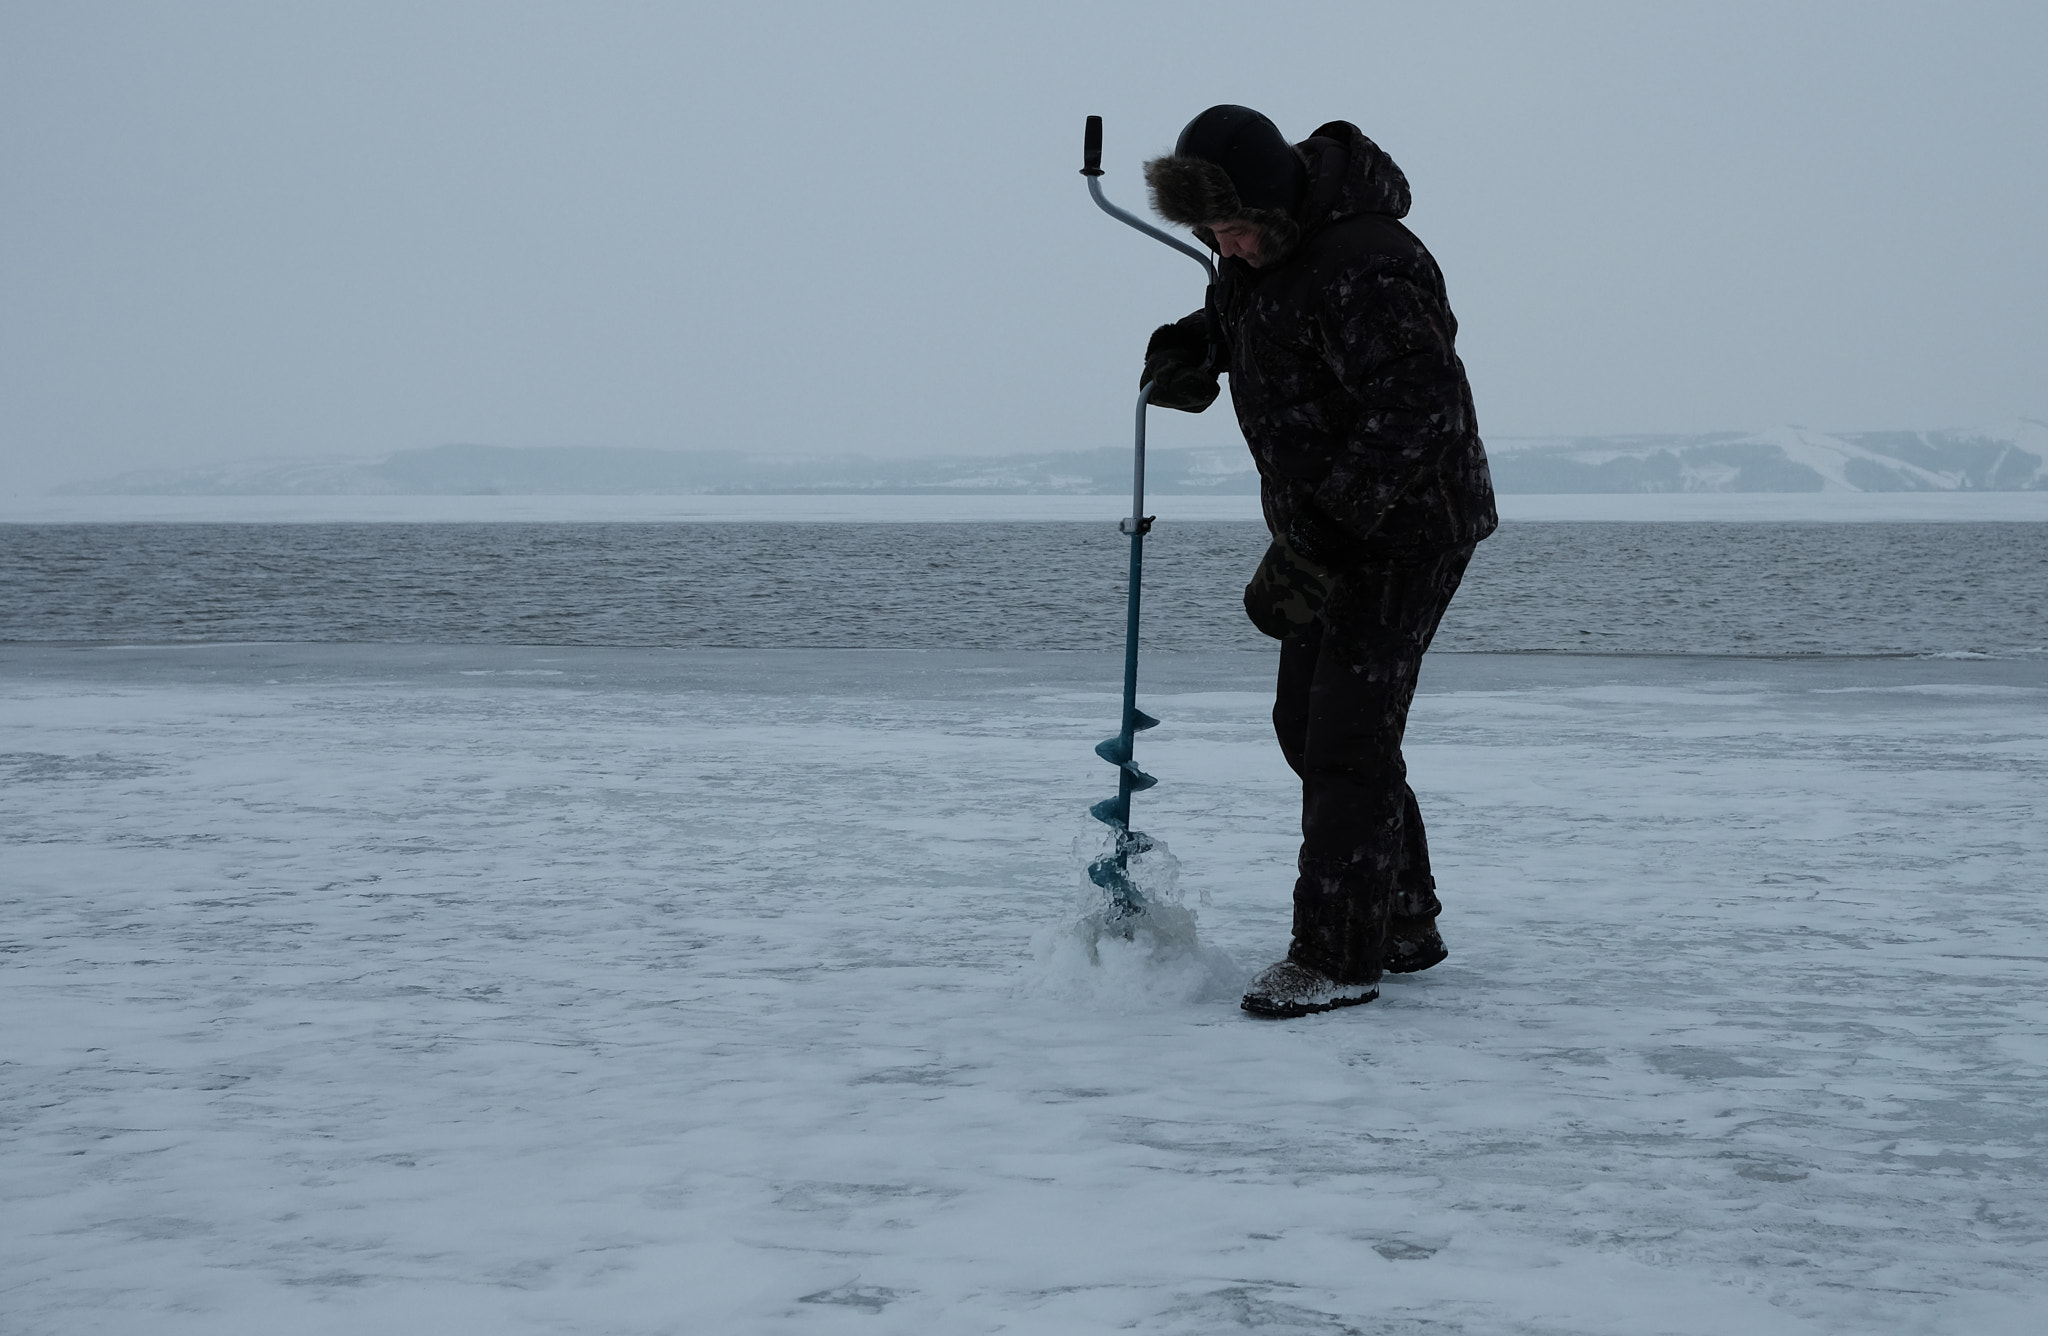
[{"left": 1079, "top": 115, "right": 1217, "bottom": 920}]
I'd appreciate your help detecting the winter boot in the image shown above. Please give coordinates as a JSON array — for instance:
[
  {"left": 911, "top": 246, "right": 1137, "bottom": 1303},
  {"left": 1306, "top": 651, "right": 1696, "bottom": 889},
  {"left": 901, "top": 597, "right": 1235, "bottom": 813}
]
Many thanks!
[
  {"left": 1240, "top": 959, "right": 1378, "bottom": 1019},
  {"left": 1384, "top": 918, "right": 1447, "bottom": 974}
]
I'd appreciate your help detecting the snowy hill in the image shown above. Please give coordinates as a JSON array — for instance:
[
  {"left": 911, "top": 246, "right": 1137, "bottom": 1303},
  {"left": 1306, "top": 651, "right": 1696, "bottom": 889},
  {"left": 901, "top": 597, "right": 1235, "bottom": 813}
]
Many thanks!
[
  {"left": 53, "top": 422, "right": 2048, "bottom": 495},
  {"left": 1486, "top": 421, "right": 2048, "bottom": 493},
  {"left": 56, "top": 443, "right": 1262, "bottom": 497}
]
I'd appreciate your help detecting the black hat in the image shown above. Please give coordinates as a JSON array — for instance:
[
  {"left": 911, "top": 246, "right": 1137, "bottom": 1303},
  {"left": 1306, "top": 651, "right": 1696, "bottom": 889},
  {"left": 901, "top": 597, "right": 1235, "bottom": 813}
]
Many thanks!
[{"left": 1170, "top": 105, "right": 1306, "bottom": 214}]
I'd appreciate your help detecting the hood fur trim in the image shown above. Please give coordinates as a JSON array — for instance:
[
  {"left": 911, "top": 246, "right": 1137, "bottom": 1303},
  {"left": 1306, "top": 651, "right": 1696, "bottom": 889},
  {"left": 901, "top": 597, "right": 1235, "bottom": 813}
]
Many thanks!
[
  {"left": 1145, "top": 154, "right": 1242, "bottom": 227},
  {"left": 1144, "top": 152, "right": 1304, "bottom": 266}
]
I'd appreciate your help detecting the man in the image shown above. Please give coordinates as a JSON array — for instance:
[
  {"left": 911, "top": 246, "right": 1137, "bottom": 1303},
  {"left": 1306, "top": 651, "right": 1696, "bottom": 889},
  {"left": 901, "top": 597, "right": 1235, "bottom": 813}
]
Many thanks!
[{"left": 1140, "top": 105, "right": 1497, "bottom": 1018}]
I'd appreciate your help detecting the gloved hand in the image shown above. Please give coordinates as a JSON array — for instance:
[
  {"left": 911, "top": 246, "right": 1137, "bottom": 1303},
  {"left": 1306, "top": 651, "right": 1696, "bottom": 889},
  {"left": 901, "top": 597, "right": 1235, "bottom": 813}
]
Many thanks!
[
  {"left": 1141, "top": 322, "right": 1220, "bottom": 413},
  {"left": 1243, "top": 532, "right": 1335, "bottom": 640}
]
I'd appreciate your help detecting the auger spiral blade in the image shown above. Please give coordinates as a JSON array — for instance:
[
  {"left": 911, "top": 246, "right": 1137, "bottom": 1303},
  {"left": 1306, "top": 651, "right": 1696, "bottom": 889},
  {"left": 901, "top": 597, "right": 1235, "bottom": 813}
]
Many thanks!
[
  {"left": 1088, "top": 702, "right": 1160, "bottom": 923},
  {"left": 1087, "top": 826, "right": 1155, "bottom": 924},
  {"left": 1092, "top": 736, "right": 1160, "bottom": 788}
]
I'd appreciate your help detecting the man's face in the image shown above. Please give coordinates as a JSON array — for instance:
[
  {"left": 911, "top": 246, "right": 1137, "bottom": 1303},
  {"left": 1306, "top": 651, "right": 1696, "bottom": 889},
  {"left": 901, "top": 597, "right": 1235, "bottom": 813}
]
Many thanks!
[{"left": 1208, "top": 219, "right": 1265, "bottom": 266}]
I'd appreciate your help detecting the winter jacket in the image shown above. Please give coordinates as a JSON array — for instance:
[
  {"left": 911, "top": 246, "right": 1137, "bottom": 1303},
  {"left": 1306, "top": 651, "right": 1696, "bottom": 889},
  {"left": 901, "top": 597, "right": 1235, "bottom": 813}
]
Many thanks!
[{"left": 1162, "top": 122, "right": 1498, "bottom": 565}]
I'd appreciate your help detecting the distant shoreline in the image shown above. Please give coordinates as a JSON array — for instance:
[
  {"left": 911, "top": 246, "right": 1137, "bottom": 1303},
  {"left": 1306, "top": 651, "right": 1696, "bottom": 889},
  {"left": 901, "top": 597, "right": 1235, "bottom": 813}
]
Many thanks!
[{"left": 6, "top": 493, "right": 2048, "bottom": 524}]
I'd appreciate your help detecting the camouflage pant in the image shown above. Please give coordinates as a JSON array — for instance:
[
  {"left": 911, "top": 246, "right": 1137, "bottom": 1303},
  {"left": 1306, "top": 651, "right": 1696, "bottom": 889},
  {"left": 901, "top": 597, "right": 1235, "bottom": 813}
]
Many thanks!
[{"left": 1272, "top": 544, "right": 1473, "bottom": 984}]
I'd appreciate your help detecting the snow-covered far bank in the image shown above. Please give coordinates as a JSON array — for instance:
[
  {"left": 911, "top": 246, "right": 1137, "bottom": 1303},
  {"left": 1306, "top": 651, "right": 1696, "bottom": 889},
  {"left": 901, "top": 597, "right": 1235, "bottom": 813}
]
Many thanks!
[
  {"left": 1486, "top": 422, "right": 2048, "bottom": 494},
  {"left": 7, "top": 490, "right": 2048, "bottom": 524},
  {"left": 4, "top": 645, "right": 2045, "bottom": 1335},
  {"left": 1496, "top": 490, "right": 2048, "bottom": 522},
  {"left": 44, "top": 423, "right": 2048, "bottom": 501},
  {"left": 0, "top": 491, "right": 1264, "bottom": 525}
]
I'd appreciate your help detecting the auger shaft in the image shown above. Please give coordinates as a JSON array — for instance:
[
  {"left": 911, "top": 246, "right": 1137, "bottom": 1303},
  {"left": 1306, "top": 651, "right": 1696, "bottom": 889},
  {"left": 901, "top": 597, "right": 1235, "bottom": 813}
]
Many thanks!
[
  {"left": 1086, "top": 384, "right": 1164, "bottom": 917},
  {"left": 1094, "top": 382, "right": 1159, "bottom": 828}
]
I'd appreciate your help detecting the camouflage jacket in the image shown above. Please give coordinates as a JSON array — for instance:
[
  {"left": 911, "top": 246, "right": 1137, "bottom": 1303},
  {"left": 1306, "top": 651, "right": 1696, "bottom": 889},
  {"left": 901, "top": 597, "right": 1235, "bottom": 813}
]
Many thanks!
[{"left": 1170, "top": 121, "right": 1498, "bottom": 566}]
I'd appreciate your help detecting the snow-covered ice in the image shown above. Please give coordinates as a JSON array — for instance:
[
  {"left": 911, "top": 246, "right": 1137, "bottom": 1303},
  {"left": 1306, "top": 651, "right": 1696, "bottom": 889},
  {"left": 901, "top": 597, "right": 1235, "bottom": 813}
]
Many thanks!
[{"left": 4, "top": 644, "right": 2044, "bottom": 1334}]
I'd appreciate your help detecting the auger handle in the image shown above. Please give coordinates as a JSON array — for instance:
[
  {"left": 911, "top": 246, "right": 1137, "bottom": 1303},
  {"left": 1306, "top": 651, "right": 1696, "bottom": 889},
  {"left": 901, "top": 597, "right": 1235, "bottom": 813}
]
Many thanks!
[{"left": 1082, "top": 117, "right": 1215, "bottom": 281}]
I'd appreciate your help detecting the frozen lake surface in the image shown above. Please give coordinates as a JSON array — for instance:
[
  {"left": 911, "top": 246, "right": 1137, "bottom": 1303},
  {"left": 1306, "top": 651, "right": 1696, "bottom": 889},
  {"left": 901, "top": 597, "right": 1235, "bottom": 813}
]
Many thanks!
[{"left": 4, "top": 644, "right": 2045, "bottom": 1334}]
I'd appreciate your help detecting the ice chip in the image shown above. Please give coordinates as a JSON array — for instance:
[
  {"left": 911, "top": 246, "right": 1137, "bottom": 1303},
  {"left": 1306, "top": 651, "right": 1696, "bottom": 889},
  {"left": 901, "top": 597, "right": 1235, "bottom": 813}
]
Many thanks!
[{"left": 1022, "top": 826, "right": 1244, "bottom": 1008}]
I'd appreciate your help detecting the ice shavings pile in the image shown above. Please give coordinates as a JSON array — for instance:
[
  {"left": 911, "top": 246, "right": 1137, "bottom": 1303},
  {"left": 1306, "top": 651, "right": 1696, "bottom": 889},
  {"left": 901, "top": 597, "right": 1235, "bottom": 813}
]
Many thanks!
[{"left": 1027, "top": 827, "right": 1245, "bottom": 1008}]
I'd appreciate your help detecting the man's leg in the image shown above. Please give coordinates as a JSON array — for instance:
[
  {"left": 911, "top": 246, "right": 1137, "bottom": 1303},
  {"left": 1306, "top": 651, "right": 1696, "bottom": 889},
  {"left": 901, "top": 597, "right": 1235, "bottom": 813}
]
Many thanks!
[
  {"left": 1271, "top": 619, "right": 1321, "bottom": 780},
  {"left": 1380, "top": 783, "right": 1448, "bottom": 971},
  {"left": 1283, "top": 546, "right": 1473, "bottom": 985}
]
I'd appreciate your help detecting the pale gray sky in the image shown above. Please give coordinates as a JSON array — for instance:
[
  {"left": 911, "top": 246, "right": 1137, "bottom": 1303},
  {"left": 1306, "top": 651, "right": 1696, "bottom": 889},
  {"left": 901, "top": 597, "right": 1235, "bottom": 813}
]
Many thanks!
[{"left": 4, "top": 0, "right": 2044, "bottom": 497}]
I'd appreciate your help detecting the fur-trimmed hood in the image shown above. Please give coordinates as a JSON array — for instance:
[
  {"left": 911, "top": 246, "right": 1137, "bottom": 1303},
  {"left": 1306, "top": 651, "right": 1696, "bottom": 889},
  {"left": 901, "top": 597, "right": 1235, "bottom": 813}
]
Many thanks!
[
  {"left": 1145, "top": 118, "right": 1412, "bottom": 266},
  {"left": 1144, "top": 152, "right": 1303, "bottom": 265}
]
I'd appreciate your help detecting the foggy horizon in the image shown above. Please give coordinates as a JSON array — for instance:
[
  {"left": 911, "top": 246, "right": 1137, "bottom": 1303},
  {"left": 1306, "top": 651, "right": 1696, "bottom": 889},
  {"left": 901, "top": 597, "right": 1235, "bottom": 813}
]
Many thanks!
[{"left": 6, "top": 2, "right": 2046, "bottom": 500}]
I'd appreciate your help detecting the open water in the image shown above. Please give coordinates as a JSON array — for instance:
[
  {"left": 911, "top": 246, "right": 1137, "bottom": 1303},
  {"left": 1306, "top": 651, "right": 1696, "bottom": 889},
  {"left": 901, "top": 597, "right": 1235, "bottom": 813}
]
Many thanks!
[{"left": 2, "top": 521, "right": 2043, "bottom": 657}]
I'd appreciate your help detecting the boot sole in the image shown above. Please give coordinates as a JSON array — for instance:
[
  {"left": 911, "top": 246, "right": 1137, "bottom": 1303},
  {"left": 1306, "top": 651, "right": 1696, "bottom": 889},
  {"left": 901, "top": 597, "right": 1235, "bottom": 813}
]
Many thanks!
[
  {"left": 1241, "top": 985, "right": 1378, "bottom": 1019},
  {"left": 1383, "top": 944, "right": 1448, "bottom": 975}
]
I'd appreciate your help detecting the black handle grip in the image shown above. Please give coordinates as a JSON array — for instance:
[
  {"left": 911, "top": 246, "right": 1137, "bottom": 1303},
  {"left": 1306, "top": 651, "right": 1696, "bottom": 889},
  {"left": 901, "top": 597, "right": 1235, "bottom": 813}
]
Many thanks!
[{"left": 1082, "top": 115, "right": 1103, "bottom": 176}]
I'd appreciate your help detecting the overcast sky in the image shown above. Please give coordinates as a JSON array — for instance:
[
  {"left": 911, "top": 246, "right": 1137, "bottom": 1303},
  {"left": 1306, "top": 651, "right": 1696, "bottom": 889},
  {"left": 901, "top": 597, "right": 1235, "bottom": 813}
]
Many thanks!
[{"left": 3, "top": 0, "right": 2044, "bottom": 496}]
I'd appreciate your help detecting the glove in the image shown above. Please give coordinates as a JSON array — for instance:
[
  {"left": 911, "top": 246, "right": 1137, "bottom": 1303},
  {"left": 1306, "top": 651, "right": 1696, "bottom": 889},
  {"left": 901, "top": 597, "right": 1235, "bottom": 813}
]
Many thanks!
[
  {"left": 1243, "top": 532, "right": 1335, "bottom": 640},
  {"left": 1141, "top": 322, "right": 1220, "bottom": 413}
]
